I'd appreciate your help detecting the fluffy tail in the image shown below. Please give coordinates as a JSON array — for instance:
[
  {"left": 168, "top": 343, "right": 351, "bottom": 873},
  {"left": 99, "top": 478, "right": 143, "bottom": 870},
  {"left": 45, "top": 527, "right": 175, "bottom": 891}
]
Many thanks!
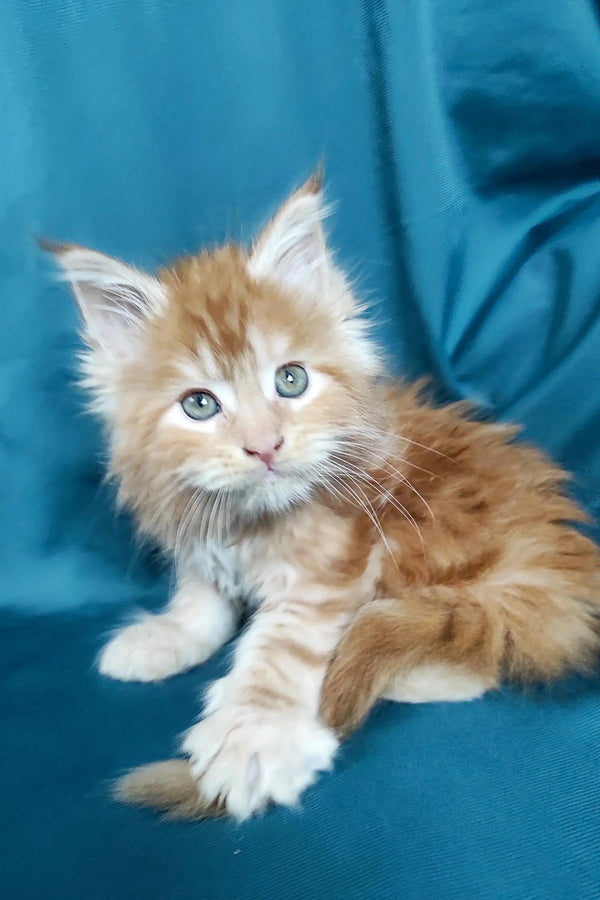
[
  {"left": 319, "top": 594, "right": 499, "bottom": 735},
  {"left": 114, "top": 760, "right": 224, "bottom": 821},
  {"left": 320, "top": 579, "right": 600, "bottom": 736}
]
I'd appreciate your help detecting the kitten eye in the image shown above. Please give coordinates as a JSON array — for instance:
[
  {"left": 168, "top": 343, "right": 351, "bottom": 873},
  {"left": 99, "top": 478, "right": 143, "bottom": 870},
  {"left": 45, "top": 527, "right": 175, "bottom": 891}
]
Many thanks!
[
  {"left": 180, "top": 391, "right": 221, "bottom": 421},
  {"left": 275, "top": 364, "right": 309, "bottom": 398}
]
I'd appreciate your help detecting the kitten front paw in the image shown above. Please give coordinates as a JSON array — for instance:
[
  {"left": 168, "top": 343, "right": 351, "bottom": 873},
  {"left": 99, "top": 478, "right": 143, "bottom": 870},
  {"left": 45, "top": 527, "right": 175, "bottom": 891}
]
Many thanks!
[
  {"left": 99, "top": 616, "right": 209, "bottom": 682},
  {"left": 181, "top": 706, "right": 338, "bottom": 820}
]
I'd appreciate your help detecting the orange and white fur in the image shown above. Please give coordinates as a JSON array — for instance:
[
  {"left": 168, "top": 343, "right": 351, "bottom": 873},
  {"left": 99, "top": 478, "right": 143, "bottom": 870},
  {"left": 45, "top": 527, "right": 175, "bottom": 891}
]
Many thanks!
[{"left": 48, "top": 175, "right": 600, "bottom": 821}]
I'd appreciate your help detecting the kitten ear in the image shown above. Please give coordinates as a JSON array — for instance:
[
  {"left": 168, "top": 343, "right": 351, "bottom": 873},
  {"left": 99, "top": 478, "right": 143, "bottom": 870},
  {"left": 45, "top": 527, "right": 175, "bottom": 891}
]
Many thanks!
[
  {"left": 40, "top": 240, "right": 166, "bottom": 356},
  {"left": 248, "top": 172, "right": 333, "bottom": 297}
]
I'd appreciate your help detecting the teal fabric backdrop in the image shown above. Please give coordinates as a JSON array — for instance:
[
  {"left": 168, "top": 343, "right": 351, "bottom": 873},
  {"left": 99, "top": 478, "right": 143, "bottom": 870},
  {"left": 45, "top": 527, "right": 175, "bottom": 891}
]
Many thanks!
[{"left": 2, "top": 2, "right": 600, "bottom": 898}]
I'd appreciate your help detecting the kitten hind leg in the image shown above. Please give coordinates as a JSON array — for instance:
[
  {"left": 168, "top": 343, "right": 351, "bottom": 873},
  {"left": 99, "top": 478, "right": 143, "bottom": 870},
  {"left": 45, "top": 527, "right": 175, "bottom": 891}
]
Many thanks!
[
  {"left": 320, "top": 593, "right": 502, "bottom": 735},
  {"left": 99, "top": 579, "right": 237, "bottom": 682}
]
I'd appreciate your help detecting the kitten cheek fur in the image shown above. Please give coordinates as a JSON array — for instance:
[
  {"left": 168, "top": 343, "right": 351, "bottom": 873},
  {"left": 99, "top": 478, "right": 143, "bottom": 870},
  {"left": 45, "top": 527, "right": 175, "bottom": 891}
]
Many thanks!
[
  {"left": 97, "top": 247, "right": 380, "bottom": 537},
  {"left": 46, "top": 175, "right": 600, "bottom": 820}
]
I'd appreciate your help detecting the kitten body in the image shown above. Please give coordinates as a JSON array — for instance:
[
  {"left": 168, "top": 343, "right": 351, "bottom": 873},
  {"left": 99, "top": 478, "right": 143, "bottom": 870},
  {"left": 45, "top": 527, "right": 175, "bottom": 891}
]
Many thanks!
[{"left": 48, "top": 177, "right": 600, "bottom": 821}]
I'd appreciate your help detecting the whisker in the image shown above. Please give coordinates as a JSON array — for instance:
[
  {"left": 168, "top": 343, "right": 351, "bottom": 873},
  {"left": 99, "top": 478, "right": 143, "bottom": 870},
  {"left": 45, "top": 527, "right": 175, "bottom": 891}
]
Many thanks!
[
  {"left": 185, "top": 495, "right": 206, "bottom": 546},
  {"left": 332, "top": 436, "right": 440, "bottom": 479},
  {"left": 329, "top": 453, "right": 435, "bottom": 522},
  {"left": 170, "top": 494, "right": 205, "bottom": 589},
  {"left": 351, "top": 426, "right": 453, "bottom": 461},
  {"left": 317, "top": 467, "right": 400, "bottom": 568},
  {"left": 203, "top": 491, "right": 221, "bottom": 545},
  {"left": 217, "top": 488, "right": 231, "bottom": 545},
  {"left": 327, "top": 460, "right": 425, "bottom": 545}
]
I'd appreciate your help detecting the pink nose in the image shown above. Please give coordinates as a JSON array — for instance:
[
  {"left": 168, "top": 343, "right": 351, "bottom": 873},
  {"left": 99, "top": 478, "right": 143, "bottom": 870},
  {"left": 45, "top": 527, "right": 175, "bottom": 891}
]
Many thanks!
[{"left": 244, "top": 437, "right": 284, "bottom": 468}]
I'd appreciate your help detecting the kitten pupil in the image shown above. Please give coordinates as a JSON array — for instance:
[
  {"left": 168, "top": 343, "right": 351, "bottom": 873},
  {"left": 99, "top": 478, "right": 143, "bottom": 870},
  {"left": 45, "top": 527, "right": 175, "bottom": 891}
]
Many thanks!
[{"left": 44, "top": 175, "right": 600, "bottom": 821}]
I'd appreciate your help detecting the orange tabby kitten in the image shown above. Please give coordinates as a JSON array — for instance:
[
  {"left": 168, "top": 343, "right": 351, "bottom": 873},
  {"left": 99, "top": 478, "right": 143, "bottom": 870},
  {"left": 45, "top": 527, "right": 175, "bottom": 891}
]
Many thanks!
[{"left": 46, "top": 175, "right": 600, "bottom": 821}]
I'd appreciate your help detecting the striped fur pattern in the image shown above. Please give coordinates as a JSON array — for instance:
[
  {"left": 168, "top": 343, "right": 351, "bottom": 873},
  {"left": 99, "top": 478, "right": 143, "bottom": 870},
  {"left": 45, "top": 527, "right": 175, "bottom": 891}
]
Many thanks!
[{"left": 48, "top": 176, "right": 600, "bottom": 820}]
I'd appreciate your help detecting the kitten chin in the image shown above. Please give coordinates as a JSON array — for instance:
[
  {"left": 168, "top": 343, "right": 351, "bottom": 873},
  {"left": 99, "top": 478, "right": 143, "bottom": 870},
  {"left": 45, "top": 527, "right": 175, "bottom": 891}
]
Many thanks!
[
  {"left": 44, "top": 176, "right": 600, "bottom": 822},
  {"left": 226, "top": 478, "right": 314, "bottom": 521}
]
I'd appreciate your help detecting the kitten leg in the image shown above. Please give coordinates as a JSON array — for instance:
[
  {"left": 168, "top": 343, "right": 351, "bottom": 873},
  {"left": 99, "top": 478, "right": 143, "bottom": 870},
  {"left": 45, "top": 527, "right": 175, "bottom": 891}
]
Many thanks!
[
  {"left": 320, "top": 593, "right": 501, "bottom": 735},
  {"left": 99, "top": 579, "right": 237, "bottom": 682},
  {"left": 117, "top": 591, "right": 352, "bottom": 819}
]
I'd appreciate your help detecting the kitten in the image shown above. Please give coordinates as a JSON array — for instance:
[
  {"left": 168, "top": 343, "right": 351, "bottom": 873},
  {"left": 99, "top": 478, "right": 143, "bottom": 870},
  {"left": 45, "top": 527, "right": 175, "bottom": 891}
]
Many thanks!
[{"left": 46, "top": 175, "right": 600, "bottom": 821}]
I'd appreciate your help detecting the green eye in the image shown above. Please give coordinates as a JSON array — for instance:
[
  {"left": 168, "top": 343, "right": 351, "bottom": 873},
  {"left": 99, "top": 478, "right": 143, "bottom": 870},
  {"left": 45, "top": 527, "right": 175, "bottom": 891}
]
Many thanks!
[
  {"left": 275, "top": 364, "right": 309, "bottom": 398},
  {"left": 181, "top": 391, "right": 221, "bottom": 421}
]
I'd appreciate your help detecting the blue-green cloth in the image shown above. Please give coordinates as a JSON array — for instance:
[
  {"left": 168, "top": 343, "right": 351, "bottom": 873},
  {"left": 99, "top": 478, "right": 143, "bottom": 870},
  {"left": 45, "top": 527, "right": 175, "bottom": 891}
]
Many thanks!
[{"left": 2, "top": 2, "right": 600, "bottom": 897}]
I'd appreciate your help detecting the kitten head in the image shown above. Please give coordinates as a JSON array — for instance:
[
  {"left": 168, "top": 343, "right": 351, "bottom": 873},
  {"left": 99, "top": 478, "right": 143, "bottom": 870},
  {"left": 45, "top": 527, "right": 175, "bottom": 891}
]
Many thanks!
[{"left": 47, "top": 176, "right": 384, "bottom": 531}]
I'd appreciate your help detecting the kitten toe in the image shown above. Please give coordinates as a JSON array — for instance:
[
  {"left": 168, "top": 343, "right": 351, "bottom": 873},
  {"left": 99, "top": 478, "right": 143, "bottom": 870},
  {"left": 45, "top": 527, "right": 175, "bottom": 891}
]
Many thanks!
[{"left": 99, "top": 616, "right": 208, "bottom": 682}]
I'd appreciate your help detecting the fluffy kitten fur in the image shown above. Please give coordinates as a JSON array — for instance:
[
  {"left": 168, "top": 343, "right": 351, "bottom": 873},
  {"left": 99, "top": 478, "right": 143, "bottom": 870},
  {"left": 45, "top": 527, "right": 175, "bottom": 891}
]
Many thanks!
[{"left": 48, "top": 175, "right": 600, "bottom": 821}]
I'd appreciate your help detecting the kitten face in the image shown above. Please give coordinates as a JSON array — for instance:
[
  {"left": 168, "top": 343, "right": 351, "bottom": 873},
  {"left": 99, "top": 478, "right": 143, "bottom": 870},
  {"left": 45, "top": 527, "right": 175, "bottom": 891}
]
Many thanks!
[
  {"left": 116, "top": 246, "right": 378, "bottom": 517},
  {"left": 49, "top": 177, "right": 382, "bottom": 520}
]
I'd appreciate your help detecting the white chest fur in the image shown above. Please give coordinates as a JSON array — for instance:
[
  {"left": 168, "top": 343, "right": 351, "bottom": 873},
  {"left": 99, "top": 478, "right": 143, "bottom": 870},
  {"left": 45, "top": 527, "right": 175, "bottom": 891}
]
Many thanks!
[
  {"left": 185, "top": 504, "right": 383, "bottom": 611},
  {"left": 190, "top": 533, "right": 300, "bottom": 609},
  {"left": 191, "top": 540, "right": 250, "bottom": 605}
]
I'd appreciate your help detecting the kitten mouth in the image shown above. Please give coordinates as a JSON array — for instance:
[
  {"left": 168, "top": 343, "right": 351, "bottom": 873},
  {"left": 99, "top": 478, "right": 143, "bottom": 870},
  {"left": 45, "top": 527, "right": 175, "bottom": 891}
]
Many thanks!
[
  {"left": 255, "top": 466, "right": 280, "bottom": 481},
  {"left": 241, "top": 463, "right": 278, "bottom": 486}
]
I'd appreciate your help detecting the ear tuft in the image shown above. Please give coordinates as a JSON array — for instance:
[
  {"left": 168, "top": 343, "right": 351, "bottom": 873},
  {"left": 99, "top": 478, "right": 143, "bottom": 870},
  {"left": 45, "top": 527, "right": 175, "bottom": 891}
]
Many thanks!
[
  {"left": 42, "top": 241, "right": 166, "bottom": 356},
  {"left": 303, "top": 165, "right": 325, "bottom": 195},
  {"left": 248, "top": 173, "right": 332, "bottom": 297}
]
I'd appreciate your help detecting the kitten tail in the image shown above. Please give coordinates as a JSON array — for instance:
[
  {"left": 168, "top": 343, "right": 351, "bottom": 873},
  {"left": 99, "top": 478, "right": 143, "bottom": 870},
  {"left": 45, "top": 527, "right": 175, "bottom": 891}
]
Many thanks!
[
  {"left": 321, "top": 586, "right": 600, "bottom": 736},
  {"left": 113, "top": 759, "right": 225, "bottom": 821},
  {"left": 319, "top": 596, "right": 499, "bottom": 735}
]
